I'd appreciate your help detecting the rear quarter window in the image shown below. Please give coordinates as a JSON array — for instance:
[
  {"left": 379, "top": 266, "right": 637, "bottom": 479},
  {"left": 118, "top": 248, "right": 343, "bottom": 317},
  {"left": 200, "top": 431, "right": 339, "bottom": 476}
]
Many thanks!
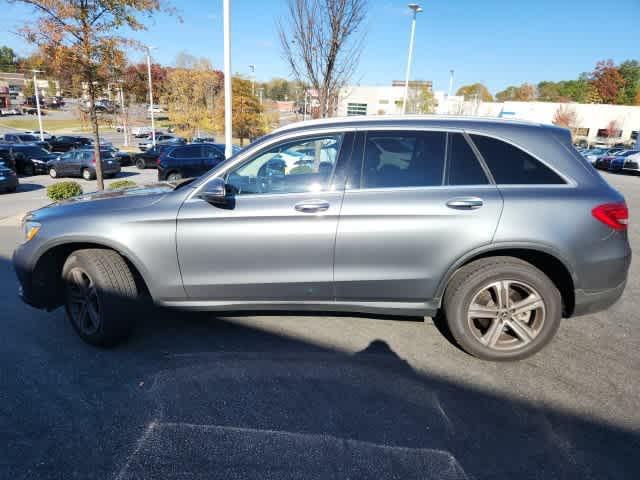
[{"left": 470, "top": 134, "right": 565, "bottom": 185}]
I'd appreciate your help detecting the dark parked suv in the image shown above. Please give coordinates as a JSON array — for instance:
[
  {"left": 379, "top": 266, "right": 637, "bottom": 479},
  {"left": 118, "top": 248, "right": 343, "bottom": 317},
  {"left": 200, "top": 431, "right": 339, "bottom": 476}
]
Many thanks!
[
  {"left": 47, "top": 135, "right": 92, "bottom": 152},
  {"left": 47, "top": 149, "right": 121, "bottom": 180},
  {"left": 133, "top": 143, "right": 177, "bottom": 170},
  {"left": 6, "top": 145, "right": 58, "bottom": 175},
  {"left": 157, "top": 143, "right": 229, "bottom": 181},
  {"left": 13, "top": 117, "right": 631, "bottom": 361}
]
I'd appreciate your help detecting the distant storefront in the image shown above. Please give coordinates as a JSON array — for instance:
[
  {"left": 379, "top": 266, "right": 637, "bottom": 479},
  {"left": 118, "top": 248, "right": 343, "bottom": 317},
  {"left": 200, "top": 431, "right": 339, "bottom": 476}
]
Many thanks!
[{"left": 0, "top": 81, "right": 10, "bottom": 108}]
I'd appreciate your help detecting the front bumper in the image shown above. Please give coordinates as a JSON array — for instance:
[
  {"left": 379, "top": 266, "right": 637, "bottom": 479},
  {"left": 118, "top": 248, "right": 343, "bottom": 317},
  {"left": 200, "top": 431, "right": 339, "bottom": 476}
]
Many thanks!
[{"left": 0, "top": 175, "right": 18, "bottom": 191}]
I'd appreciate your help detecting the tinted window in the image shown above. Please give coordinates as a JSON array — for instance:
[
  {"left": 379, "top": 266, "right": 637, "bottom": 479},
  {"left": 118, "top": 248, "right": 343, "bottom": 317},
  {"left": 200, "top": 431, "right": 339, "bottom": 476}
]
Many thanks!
[
  {"left": 447, "top": 133, "right": 488, "bottom": 185},
  {"left": 471, "top": 134, "right": 565, "bottom": 185},
  {"left": 17, "top": 146, "right": 48, "bottom": 156},
  {"left": 171, "top": 145, "right": 202, "bottom": 158},
  {"left": 227, "top": 135, "right": 342, "bottom": 195},
  {"left": 17, "top": 135, "right": 37, "bottom": 141},
  {"left": 204, "top": 146, "right": 224, "bottom": 159},
  {"left": 362, "top": 131, "right": 445, "bottom": 188}
]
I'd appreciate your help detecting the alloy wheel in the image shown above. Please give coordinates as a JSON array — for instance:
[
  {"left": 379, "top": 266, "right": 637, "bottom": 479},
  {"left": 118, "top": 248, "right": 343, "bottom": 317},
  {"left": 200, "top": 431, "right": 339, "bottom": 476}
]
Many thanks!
[
  {"left": 467, "top": 280, "right": 545, "bottom": 351},
  {"left": 66, "top": 267, "right": 101, "bottom": 335}
]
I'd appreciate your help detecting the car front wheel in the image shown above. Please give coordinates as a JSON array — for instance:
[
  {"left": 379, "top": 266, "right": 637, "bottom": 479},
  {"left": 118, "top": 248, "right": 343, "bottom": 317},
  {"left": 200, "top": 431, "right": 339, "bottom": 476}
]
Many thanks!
[
  {"left": 442, "top": 256, "right": 562, "bottom": 361},
  {"left": 49, "top": 167, "right": 58, "bottom": 178},
  {"left": 82, "top": 168, "right": 93, "bottom": 180},
  {"left": 62, "top": 249, "right": 138, "bottom": 346},
  {"left": 135, "top": 159, "right": 146, "bottom": 170}
]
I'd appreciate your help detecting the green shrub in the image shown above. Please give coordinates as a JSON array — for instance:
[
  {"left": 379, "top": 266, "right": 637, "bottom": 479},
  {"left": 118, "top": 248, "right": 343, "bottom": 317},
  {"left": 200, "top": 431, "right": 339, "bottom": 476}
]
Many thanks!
[
  {"left": 108, "top": 180, "right": 137, "bottom": 190},
  {"left": 46, "top": 181, "right": 83, "bottom": 201}
]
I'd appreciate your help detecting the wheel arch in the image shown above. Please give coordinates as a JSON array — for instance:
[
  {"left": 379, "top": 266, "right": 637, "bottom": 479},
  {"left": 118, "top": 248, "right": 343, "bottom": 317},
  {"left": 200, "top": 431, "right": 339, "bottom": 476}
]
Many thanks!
[
  {"left": 31, "top": 239, "right": 152, "bottom": 310},
  {"left": 436, "top": 243, "right": 576, "bottom": 317}
]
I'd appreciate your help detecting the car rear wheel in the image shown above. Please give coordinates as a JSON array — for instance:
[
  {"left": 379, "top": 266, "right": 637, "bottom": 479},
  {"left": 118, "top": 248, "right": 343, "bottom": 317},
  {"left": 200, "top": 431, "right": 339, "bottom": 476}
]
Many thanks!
[
  {"left": 62, "top": 249, "right": 138, "bottom": 346},
  {"left": 167, "top": 172, "right": 182, "bottom": 182},
  {"left": 442, "top": 256, "right": 562, "bottom": 361},
  {"left": 49, "top": 167, "right": 58, "bottom": 178},
  {"left": 82, "top": 168, "right": 93, "bottom": 180},
  {"left": 23, "top": 163, "right": 35, "bottom": 176},
  {"left": 135, "top": 158, "right": 146, "bottom": 170}
]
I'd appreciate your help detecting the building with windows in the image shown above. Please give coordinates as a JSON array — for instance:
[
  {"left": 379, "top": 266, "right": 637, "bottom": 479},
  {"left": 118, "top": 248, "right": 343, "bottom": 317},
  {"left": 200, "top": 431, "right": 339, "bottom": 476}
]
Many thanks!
[{"left": 0, "top": 72, "right": 61, "bottom": 107}]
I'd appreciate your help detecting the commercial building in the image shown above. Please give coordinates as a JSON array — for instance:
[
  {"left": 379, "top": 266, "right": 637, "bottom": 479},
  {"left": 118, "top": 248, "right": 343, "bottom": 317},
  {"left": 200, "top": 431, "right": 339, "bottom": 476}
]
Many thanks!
[
  {"left": 337, "top": 83, "right": 640, "bottom": 146},
  {"left": 0, "top": 72, "right": 60, "bottom": 107}
]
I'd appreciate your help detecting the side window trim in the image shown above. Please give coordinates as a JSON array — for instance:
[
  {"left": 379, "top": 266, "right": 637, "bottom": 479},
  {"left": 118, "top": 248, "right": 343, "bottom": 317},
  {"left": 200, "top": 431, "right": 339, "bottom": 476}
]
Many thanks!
[{"left": 461, "top": 131, "right": 496, "bottom": 184}]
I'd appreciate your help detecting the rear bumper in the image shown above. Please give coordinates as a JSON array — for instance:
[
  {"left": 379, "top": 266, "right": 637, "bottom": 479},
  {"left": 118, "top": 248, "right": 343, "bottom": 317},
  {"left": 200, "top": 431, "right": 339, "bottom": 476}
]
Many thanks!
[{"left": 573, "top": 280, "right": 627, "bottom": 317}]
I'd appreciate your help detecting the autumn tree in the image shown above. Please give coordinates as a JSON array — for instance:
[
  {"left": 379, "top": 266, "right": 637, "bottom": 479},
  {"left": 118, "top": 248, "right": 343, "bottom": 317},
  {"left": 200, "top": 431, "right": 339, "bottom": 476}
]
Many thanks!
[
  {"left": 163, "top": 66, "right": 223, "bottom": 139},
  {"left": 215, "top": 78, "right": 266, "bottom": 146},
  {"left": 278, "top": 0, "right": 368, "bottom": 118},
  {"left": 590, "top": 60, "right": 625, "bottom": 105},
  {"left": 12, "top": 0, "right": 172, "bottom": 190},
  {"left": 552, "top": 105, "right": 579, "bottom": 140},
  {"left": 456, "top": 83, "right": 493, "bottom": 102},
  {"left": 124, "top": 62, "right": 168, "bottom": 104},
  {"left": 617, "top": 60, "right": 640, "bottom": 105},
  {"left": 496, "top": 83, "right": 535, "bottom": 102},
  {"left": 408, "top": 85, "right": 437, "bottom": 114}
]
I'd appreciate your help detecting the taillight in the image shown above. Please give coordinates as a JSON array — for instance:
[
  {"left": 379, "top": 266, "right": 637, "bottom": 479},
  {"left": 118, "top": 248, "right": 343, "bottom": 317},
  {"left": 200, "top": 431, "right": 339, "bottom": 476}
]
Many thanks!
[
  {"left": 592, "top": 202, "right": 628, "bottom": 231},
  {"left": 91, "top": 156, "right": 96, "bottom": 164},
  {"left": 156, "top": 157, "right": 161, "bottom": 165}
]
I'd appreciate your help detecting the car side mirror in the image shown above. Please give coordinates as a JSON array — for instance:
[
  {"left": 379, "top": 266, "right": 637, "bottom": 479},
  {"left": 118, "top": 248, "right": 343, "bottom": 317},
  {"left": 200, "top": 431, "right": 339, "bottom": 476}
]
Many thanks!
[{"left": 198, "top": 177, "right": 227, "bottom": 205}]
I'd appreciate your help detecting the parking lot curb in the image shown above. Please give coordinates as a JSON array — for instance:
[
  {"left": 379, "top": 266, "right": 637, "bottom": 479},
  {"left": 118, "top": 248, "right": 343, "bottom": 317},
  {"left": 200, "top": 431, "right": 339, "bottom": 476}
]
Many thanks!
[{"left": 0, "top": 214, "right": 24, "bottom": 227}]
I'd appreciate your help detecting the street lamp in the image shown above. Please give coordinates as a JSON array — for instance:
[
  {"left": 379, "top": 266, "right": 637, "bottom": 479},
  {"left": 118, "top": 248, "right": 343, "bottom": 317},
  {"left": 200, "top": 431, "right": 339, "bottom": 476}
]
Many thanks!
[
  {"left": 31, "top": 70, "right": 45, "bottom": 141},
  {"left": 249, "top": 64, "right": 255, "bottom": 96},
  {"left": 223, "top": 0, "right": 233, "bottom": 158},
  {"left": 402, "top": 3, "right": 422, "bottom": 115},
  {"left": 117, "top": 79, "right": 128, "bottom": 146},
  {"left": 145, "top": 46, "right": 157, "bottom": 147}
]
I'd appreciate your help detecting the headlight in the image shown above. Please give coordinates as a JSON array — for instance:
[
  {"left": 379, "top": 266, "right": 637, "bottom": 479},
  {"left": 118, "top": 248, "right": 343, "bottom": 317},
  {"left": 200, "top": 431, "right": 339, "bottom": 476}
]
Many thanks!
[
  {"left": 23, "top": 220, "right": 41, "bottom": 242},
  {"left": 32, "top": 159, "right": 44, "bottom": 164}
]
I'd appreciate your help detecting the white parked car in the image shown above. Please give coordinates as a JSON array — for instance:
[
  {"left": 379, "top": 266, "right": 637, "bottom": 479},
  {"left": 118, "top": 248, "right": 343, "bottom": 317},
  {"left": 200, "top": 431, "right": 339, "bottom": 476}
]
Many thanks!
[
  {"left": 23, "top": 130, "right": 53, "bottom": 140},
  {"left": 132, "top": 126, "right": 153, "bottom": 138}
]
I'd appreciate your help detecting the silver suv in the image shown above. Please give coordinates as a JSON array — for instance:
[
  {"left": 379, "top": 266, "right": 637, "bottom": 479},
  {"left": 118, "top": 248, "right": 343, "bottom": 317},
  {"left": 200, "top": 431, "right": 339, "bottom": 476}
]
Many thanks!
[{"left": 13, "top": 117, "right": 631, "bottom": 360}]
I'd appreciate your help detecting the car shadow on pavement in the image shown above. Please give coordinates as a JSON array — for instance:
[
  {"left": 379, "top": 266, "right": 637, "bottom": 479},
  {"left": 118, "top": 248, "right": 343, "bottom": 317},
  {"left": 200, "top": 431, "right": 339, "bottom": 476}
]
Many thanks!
[
  {"left": 15, "top": 182, "right": 45, "bottom": 192},
  {"left": 0, "top": 255, "right": 638, "bottom": 480},
  {"left": 113, "top": 171, "right": 141, "bottom": 179}
]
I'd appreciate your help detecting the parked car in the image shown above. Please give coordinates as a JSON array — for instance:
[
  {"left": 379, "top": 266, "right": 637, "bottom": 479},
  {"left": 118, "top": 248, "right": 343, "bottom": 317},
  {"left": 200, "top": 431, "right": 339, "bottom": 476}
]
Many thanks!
[
  {"left": 23, "top": 130, "right": 53, "bottom": 140},
  {"left": 3, "top": 133, "right": 50, "bottom": 150},
  {"left": 105, "top": 146, "right": 134, "bottom": 166},
  {"left": 582, "top": 148, "right": 607, "bottom": 164},
  {"left": 12, "top": 117, "right": 631, "bottom": 361},
  {"left": 192, "top": 136, "right": 216, "bottom": 143},
  {"left": 133, "top": 143, "right": 179, "bottom": 169},
  {"left": 132, "top": 126, "right": 154, "bottom": 138},
  {"left": 138, "top": 134, "right": 182, "bottom": 152},
  {"left": 157, "top": 143, "right": 229, "bottom": 181},
  {"left": 0, "top": 164, "right": 18, "bottom": 193},
  {"left": 47, "top": 135, "right": 92, "bottom": 152},
  {"left": 8, "top": 145, "right": 59, "bottom": 175},
  {"left": 47, "top": 149, "right": 120, "bottom": 180},
  {"left": 620, "top": 152, "right": 640, "bottom": 175},
  {"left": 595, "top": 150, "right": 630, "bottom": 170},
  {"left": 0, "top": 107, "right": 21, "bottom": 116},
  {"left": 0, "top": 146, "right": 17, "bottom": 171},
  {"left": 608, "top": 150, "right": 638, "bottom": 172}
]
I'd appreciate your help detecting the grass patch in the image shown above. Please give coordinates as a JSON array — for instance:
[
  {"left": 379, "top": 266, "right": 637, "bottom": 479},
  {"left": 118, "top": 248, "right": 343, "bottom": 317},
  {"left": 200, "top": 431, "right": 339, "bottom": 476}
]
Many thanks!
[{"left": 0, "top": 118, "right": 114, "bottom": 132}]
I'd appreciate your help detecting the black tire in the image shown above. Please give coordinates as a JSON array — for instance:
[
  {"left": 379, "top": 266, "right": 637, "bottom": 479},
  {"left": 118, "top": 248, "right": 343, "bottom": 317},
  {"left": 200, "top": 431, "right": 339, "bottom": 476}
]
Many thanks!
[
  {"left": 167, "top": 172, "right": 182, "bottom": 182},
  {"left": 442, "top": 256, "right": 562, "bottom": 361},
  {"left": 23, "top": 163, "right": 35, "bottom": 176},
  {"left": 49, "top": 167, "right": 58, "bottom": 178},
  {"left": 62, "top": 249, "right": 138, "bottom": 346},
  {"left": 135, "top": 158, "right": 146, "bottom": 170},
  {"left": 82, "top": 168, "right": 94, "bottom": 180}
]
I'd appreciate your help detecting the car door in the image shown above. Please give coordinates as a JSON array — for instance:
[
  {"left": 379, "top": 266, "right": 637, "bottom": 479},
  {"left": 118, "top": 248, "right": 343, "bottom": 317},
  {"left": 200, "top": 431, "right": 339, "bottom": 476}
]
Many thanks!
[
  {"left": 55, "top": 152, "right": 73, "bottom": 175},
  {"left": 334, "top": 130, "right": 503, "bottom": 308},
  {"left": 176, "top": 132, "right": 354, "bottom": 302}
]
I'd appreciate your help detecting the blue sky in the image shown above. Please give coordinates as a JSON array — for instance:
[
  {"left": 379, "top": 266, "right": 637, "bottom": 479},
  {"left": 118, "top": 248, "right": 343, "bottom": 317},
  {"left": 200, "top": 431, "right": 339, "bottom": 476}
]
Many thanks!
[{"left": 0, "top": 0, "right": 638, "bottom": 95}]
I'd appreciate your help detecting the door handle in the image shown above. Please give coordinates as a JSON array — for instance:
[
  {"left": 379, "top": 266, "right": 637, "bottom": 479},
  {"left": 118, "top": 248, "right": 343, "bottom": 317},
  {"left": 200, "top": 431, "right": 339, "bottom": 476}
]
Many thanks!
[
  {"left": 446, "top": 197, "right": 484, "bottom": 210},
  {"left": 294, "top": 200, "right": 330, "bottom": 213}
]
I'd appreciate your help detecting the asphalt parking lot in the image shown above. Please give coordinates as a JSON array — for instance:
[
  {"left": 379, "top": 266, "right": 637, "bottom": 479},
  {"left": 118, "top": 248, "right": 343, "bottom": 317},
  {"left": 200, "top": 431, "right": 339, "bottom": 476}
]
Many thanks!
[{"left": 0, "top": 171, "right": 639, "bottom": 479}]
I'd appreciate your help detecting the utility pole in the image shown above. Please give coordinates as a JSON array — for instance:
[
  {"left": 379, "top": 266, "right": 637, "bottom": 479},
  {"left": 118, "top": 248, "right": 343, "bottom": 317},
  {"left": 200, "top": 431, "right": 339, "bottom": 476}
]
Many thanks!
[
  {"left": 118, "top": 79, "right": 128, "bottom": 146},
  {"left": 31, "top": 70, "right": 44, "bottom": 141},
  {"left": 402, "top": 4, "right": 422, "bottom": 114},
  {"left": 223, "top": 0, "right": 233, "bottom": 158},
  {"left": 146, "top": 46, "right": 156, "bottom": 147},
  {"left": 249, "top": 64, "right": 255, "bottom": 96},
  {"left": 448, "top": 69, "right": 455, "bottom": 97}
]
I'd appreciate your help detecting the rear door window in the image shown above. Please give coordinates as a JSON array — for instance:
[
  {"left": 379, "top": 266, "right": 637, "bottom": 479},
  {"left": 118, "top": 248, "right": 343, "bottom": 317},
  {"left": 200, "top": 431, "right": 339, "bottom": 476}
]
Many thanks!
[
  {"left": 470, "top": 134, "right": 565, "bottom": 185},
  {"left": 361, "top": 131, "right": 446, "bottom": 188},
  {"left": 446, "top": 133, "right": 489, "bottom": 185},
  {"left": 171, "top": 145, "right": 202, "bottom": 159}
]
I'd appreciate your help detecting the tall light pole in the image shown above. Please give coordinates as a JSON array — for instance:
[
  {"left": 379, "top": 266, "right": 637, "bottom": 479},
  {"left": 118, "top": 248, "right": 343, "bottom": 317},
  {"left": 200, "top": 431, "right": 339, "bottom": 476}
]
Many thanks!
[
  {"left": 402, "top": 3, "right": 422, "bottom": 115},
  {"left": 117, "top": 79, "right": 128, "bottom": 146},
  {"left": 448, "top": 69, "right": 455, "bottom": 97},
  {"left": 146, "top": 46, "right": 157, "bottom": 147},
  {"left": 31, "top": 70, "right": 44, "bottom": 141},
  {"left": 249, "top": 64, "right": 255, "bottom": 96},
  {"left": 223, "top": 0, "right": 233, "bottom": 158}
]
